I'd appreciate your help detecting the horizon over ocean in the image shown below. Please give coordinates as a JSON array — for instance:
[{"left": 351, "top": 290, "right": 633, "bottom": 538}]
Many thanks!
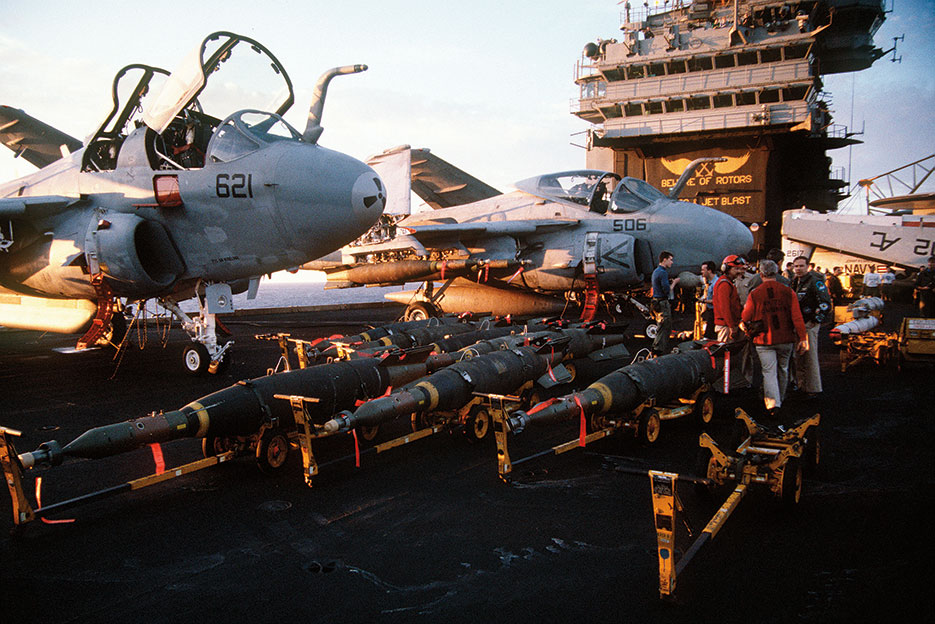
[{"left": 180, "top": 281, "right": 416, "bottom": 312}]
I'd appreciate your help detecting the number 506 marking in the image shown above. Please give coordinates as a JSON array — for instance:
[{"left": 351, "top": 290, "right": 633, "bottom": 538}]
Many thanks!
[{"left": 216, "top": 173, "right": 253, "bottom": 198}]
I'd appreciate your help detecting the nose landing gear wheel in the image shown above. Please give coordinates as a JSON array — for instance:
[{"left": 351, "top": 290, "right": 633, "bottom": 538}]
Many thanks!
[{"left": 182, "top": 343, "right": 210, "bottom": 376}]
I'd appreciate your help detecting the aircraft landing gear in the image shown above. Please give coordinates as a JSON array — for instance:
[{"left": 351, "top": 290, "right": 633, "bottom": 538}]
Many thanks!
[
  {"left": 161, "top": 288, "right": 234, "bottom": 376},
  {"left": 405, "top": 301, "right": 438, "bottom": 321}
]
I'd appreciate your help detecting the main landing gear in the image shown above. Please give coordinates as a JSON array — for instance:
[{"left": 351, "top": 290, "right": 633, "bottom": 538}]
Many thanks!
[{"left": 160, "top": 284, "right": 233, "bottom": 375}]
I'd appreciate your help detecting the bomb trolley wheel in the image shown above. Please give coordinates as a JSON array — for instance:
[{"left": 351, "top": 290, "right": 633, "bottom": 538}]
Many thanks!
[
  {"left": 694, "top": 391, "right": 716, "bottom": 426},
  {"left": 638, "top": 409, "right": 662, "bottom": 445},
  {"left": 256, "top": 428, "right": 290, "bottom": 474},
  {"left": 463, "top": 405, "right": 491, "bottom": 443},
  {"left": 780, "top": 457, "right": 803, "bottom": 506}
]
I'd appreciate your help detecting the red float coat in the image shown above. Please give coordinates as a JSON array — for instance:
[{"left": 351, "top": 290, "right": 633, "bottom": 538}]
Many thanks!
[
  {"left": 712, "top": 277, "right": 742, "bottom": 328},
  {"left": 742, "top": 280, "right": 808, "bottom": 346}
]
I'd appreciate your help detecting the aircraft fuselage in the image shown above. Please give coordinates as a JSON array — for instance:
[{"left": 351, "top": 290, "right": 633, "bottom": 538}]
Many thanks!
[{"left": 1, "top": 127, "right": 382, "bottom": 301}]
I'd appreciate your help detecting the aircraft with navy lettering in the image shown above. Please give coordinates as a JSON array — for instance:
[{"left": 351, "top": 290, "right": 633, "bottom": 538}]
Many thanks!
[
  {"left": 782, "top": 195, "right": 935, "bottom": 276},
  {"left": 0, "top": 31, "right": 386, "bottom": 373},
  {"left": 308, "top": 146, "right": 753, "bottom": 321}
]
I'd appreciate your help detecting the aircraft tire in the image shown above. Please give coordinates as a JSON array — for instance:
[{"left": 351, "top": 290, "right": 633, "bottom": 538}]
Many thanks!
[
  {"left": 104, "top": 313, "right": 128, "bottom": 349},
  {"left": 405, "top": 302, "right": 437, "bottom": 321},
  {"left": 182, "top": 343, "right": 210, "bottom": 375}
]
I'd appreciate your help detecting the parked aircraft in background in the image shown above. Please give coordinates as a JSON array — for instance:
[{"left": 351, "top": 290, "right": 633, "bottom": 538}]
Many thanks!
[
  {"left": 782, "top": 197, "right": 935, "bottom": 277},
  {"left": 309, "top": 146, "right": 753, "bottom": 321},
  {"left": 0, "top": 31, "right": 385, "bottom": 373}
]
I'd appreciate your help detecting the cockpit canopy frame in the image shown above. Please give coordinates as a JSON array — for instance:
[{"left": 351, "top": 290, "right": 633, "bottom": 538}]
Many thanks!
[
  {"left": 514, "top": 169, "right": 671, "bottom": 215},
  {"left": 142, "top": 31, "right": 294, "bottom": 135},
  {"left": 206, "top": 110, "right": 302, "bottom": 164}
]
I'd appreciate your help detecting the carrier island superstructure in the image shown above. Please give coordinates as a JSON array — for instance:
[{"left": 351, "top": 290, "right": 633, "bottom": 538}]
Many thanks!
[{"left": 574, "top": 0, "right": 890, "bottom": 251}]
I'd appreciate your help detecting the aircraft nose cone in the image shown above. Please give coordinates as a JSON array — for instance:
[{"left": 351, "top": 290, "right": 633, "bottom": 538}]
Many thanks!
[
  {"left": 352, "top": 171, "right": 387, "bottom": 225},
  {"left": 721, "top": 211, "right": 754, "bottom": 257}
]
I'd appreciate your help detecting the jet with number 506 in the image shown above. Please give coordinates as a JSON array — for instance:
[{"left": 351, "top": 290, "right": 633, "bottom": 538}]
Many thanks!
[
  {"left": 312, "top": 146, "right": 752, "bottom": 321},
  {"left": 0, "top": 32, "right": 386, "bottom": 373}
]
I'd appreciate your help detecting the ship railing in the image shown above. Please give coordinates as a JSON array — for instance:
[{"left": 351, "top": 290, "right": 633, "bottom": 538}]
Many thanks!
[
  {"left": 575, "top": 57, "right": 600, "bottom": 80},
  {"left": 619, "top": 1, "right": 696, "bottom": 28},
  {"left": 825, "top": 124, "right": 850, "bottom": 139},
  {"left": 600, "top": 60, "right": 812, "bottom": 101},
  {"left": 601, "top": 102, "right": 810, "bottom": 136},
  {"left": 830, "top": 165, "right": 848, "bottom": 188}
]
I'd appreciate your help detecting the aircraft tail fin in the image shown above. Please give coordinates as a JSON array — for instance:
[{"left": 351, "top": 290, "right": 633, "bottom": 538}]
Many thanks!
[
  {"left": 0, "top": 105, "right": 83, "bottom": 169},
  {"left": 367, "top": 145, "right": 500, "bottom": 211}
]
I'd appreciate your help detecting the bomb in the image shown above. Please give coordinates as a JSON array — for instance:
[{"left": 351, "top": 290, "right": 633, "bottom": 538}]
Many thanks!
[
  {"left": 508, "top": 348, "right": 720, "bottom": 433},
  {"left": 18, "top": 349, "right": 454, "bottom": 467}
]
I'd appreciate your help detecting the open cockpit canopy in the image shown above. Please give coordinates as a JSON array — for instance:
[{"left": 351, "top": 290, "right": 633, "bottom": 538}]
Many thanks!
[
  {"left": 514, "top": 170, "right": 621, "bottom": 211},
  {"left": 142, "top": 31, "right": 294, "bottom": 135},
  {"left": 81, "top": 32, "right": 295, "bottom": 172},
  {"left": 513, "top": 169, "right": 671, "bottom": 215}
]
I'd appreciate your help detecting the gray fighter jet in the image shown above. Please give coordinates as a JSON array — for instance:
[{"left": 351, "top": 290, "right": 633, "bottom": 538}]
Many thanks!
[
  {"left": 312, "top": 146, "right": 752, "bottom": 320},
  {"left": 0, "top": 32, "right": 385, "bottom": 373}
]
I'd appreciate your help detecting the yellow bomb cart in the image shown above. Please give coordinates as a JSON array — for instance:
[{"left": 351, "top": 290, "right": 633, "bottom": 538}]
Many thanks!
[
  {"left": 897, "top": 317, "right": 935, "bottom": 369},
  {"left": 649, "top": 408, "right": 820, "bottom": 598}
]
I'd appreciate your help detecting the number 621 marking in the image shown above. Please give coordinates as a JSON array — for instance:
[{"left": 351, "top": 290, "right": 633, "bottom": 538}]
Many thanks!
[{"left": 216, "top": 173, "right": 253, "bottom": 198}]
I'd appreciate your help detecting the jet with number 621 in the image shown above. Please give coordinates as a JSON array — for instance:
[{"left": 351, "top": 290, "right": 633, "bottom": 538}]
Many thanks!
[
  {"left": 0, "top": 32, "right": 386, "bottom": 373},
  {"left": 310, "top": 146, "right": 752, "bottom": 321}
]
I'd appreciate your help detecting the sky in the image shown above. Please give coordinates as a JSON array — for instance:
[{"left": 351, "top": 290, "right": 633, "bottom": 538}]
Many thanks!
[{"left": 2, "top": 0, "right": 933, "bottom": 208}]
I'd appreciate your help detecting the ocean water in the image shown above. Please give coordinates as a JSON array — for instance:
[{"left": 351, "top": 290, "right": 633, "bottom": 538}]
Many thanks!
[{"left": 181, "top": 281, "right": 415, "bottom": 312}]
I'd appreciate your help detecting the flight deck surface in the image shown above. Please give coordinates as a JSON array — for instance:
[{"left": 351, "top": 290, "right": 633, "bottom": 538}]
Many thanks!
[{"left": 1, "top": 304, "right": 930, "bottom": 623}]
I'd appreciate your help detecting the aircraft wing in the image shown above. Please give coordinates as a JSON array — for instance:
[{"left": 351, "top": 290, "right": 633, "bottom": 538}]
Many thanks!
[
  {"left": 0, "top": 106, "right": 83, "bottom": 169},
  {"left": 368, "top": 146, "right": 500, "bottom": 210},
  {"left": 0, "top": 195, "right": 81, "bottom": 218},
  {"left": 398, "top": 218, "right": 578, "bottom": 242},
  {"left": 340, "top": 218, "right": 578, "bottom": 258}
]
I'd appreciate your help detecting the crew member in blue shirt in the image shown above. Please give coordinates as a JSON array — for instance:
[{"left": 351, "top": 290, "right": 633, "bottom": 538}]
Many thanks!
[{"left": 651, "top": 251, "right": 680, "bottom": 355}]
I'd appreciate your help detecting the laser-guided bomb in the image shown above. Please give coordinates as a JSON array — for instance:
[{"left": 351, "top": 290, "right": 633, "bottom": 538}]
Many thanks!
[
  {"left": 300, "top": 316, "right": 468, "bottom": 361},
  {"left": 17, "top": 349, "right": 455, "bottom": 469},
  {"left": 508, "top": 347, "right": 722, "bottom": 435},
  {"left": 15, "top": 321, "right": 611, "bottom": 469},
  {"left": 324, "top": 327, "right": 629, "bottom": 434}
]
